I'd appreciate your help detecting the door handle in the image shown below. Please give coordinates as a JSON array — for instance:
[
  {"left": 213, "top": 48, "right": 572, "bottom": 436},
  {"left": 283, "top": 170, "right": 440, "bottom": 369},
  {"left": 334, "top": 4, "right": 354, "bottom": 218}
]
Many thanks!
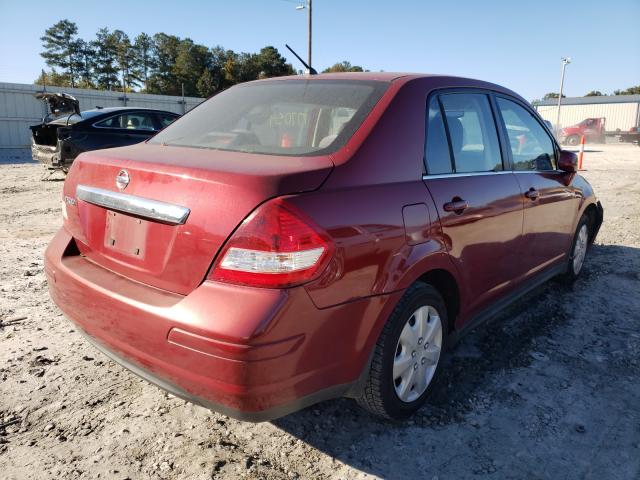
[
  {"left": 525, "top": 188, "right": 540, "bottom": 200},
  {"left": 443, "top": 199, "right": 469, "bottom": 213}
]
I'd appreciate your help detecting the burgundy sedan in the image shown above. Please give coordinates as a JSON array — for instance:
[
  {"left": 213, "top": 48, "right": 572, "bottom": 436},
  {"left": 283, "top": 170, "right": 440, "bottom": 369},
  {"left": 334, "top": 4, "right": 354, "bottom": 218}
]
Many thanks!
[{"left": 45, "top": 73, "right": 603, "bottom": 421}]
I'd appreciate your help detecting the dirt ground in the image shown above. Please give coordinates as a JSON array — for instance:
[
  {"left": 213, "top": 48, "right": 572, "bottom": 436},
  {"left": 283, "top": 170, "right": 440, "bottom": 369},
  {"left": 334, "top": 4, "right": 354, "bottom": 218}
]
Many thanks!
[{"left": 1, "top": 144, "right": 639, "bottom": 480}]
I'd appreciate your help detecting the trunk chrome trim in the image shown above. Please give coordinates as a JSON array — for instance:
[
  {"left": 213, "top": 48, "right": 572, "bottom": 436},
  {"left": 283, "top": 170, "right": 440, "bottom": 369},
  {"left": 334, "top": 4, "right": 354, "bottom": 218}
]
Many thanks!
[{"left": 76, "top": 185, "right": 190, "bottom": 225}]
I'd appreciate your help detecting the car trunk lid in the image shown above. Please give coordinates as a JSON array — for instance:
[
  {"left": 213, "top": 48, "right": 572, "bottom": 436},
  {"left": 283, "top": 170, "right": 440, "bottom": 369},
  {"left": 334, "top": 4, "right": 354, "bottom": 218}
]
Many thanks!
[
  {"left": 62, "top": 143, "right": 333, "bottom": 295},
  {"left": 35, "top": 92, "right": 80, "bottom": 117},
  {"left": 30, "top": 92, "right": 79, "bottom": 148}
]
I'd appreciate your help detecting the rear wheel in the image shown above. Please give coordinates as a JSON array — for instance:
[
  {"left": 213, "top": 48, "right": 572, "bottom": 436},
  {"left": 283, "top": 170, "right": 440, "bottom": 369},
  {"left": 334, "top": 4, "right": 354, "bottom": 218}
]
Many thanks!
[{"left": 357, "top": 282, "right": 448, "bottom": 420}]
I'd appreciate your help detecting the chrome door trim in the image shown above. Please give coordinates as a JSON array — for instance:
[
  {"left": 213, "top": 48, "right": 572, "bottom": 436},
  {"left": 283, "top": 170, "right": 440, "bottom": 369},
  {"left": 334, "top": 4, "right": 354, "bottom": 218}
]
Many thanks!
[
  {"left": 76, "top": 185, "right": 190, "bottom": 225},
  {"left": 511, "top": 170, "right": 564, "bottom": 174},
  {"left": 422, "top": 171, "right": 513, "bottom": 180},
  {"left": 422, "top": 170, "right": 567, "bottom": 180}
]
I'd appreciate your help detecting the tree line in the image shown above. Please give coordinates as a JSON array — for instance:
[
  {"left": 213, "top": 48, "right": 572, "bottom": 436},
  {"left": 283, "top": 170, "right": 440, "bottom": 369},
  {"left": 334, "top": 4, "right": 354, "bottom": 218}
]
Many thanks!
[{"left": 36, "top": 19, "right": 366, "bottom": 98}]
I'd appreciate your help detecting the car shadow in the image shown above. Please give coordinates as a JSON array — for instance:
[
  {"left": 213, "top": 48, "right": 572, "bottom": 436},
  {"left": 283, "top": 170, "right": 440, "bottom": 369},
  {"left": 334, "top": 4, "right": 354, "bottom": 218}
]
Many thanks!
[
  {"left": 0, "top": 149, "right": 34, "bottom": 165},
  {"left": 270, "top": 243, "right": 640, "bottom": 478},
  {"left": 0, "top": 157, "right": 36, "bottom": 165}
]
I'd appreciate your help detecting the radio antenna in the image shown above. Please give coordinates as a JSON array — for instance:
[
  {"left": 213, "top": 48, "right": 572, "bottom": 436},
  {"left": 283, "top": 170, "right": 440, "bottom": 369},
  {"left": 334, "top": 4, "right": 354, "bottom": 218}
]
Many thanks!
[{"left": 285, "top": 44, "right": 317, "bottom": 75}]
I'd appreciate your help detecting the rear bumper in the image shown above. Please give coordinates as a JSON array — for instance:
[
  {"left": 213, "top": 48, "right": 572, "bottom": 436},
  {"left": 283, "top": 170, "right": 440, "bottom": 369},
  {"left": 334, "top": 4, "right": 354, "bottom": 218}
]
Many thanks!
[
  {"left": 31, "top": 139, "right": 78, "bottom": 168},
  {"left": 45, "top": 228, "right": 398, "bottom": 421},
  {"left": 31, "top": 140, "right": 60, "bottom": 166}
]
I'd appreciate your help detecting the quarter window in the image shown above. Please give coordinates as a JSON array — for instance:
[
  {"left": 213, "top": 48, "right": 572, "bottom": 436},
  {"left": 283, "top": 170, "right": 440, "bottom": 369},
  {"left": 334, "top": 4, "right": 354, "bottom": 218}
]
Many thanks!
[
  {"left": 158, "top": 114, "right": 178, "bottom": 128},
  {"left": 440, "top": 94, "right": 503, "bottom": 173},
  {"left": 496, "top": 98, "right": 555, "bottom": 171},
  {"left": 424, "top": 97, "right": 453, "bottom": 174}
]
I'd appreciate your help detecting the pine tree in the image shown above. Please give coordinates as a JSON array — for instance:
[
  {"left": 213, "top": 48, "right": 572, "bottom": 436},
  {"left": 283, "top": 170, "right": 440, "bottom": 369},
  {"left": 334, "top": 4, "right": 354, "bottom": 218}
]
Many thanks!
[
  {"left": 92, "top": 28, "right": 120, "bottom": 90},
  {"left": 196, "top": 69, "right": 216, "bottom": 98},
  {"left": 134, "top": 33, "right": 155, "bottom": 92},
  {"left": 111, "top": 30, "right": 141, "bottom": 92},
  {"left": 76, "top": 40, "right": 96, "bottom": 88},
  {"left": 40, "top": 19, "right": 82, "bottom": 87}
]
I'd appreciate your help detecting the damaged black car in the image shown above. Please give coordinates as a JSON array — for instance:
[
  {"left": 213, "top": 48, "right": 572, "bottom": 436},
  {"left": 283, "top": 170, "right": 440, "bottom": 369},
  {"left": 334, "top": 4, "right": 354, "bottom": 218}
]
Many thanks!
[{"left": 30, "top": 92, "right": 179, "bottom": 172}]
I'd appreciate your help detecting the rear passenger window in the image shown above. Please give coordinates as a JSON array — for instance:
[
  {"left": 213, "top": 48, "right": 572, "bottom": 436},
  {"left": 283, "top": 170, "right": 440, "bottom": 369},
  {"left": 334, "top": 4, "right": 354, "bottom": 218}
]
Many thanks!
[
  {"left": 496, "top": 98, "right": 556, "bottom": 171},
  {"left": 424, "top": 97, "right": 453, "bottom": 174},
  {"left": 440, "top": 94, "right": 503, "bottom": 173},
  {"left": 96, "top": 113, "right": 157, "bottom": 131}
]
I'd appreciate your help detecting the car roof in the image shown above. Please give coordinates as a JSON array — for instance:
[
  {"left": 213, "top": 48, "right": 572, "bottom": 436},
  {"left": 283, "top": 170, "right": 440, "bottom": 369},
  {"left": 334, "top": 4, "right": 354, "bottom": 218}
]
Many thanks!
[
  {"left": 247, "top": 72, "right": 525, "bottom": 100},
  {"left": 248, "top": 72, "right": 504, "bottom": 83},
  {"left": 81, "top": 107, "right": 178, "bottom": 115},
  {"left": 251, "top": 72, "right": 412, "bottom": 83}
]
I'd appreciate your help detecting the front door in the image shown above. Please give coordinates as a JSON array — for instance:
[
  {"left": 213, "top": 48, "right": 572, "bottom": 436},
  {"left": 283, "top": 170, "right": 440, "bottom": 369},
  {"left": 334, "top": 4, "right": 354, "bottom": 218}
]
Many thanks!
[
  {"left": 494, "top": 96, "right": 579, "bottom": 279},
  {"left": 423, "top": 92, "right": 524, "bottom": 323}
]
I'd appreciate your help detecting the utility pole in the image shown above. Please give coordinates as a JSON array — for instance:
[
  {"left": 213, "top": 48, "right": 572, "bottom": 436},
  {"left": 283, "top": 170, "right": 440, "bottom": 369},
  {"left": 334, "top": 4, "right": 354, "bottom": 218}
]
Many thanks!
[
  {"left": 307, "top": 0, "right": 312, "bottom": 70},
  {"left": 181, "top": 83, "right": 186, "bottom": 114},
  {"left": 122, "top": 66, "right": 128, "bottom": 106},
  {"left": 555, "top": 57, "right": 571, "bottom": 138},
  {"left": 296, "top": 0, "right": 313, "bottom": 72}
]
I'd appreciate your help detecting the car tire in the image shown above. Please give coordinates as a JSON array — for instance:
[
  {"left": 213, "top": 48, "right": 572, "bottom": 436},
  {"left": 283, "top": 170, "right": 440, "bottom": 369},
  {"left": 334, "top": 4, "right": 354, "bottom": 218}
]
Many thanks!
[
  {"left": 566, "top": 135, "right": 581, "bottom": 146},
  {"left": 562, "top": 214, "right": 591, "bottom": 283},
  {"left": 357, "top": 282, "right": 448, "bottom": 420}
]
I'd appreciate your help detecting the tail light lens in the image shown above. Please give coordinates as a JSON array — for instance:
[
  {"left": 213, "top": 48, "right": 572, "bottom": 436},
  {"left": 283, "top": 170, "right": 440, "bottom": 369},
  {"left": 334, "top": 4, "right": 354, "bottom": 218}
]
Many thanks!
[{"left": 208, "top": 198, "right": 333, "bottom": 288}]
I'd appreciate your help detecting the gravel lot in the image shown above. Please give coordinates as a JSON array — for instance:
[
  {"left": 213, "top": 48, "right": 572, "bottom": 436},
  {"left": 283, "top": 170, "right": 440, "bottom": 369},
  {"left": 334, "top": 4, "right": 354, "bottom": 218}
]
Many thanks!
[{"left": 1, "top": 144, "right": 639, "bottom": 479}]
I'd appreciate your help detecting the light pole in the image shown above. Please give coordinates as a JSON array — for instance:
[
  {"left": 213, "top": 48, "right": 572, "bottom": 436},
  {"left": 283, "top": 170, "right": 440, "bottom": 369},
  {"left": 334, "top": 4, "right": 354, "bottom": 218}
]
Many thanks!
[
  {"left": 296, "top": 0, "right": 312, "bottom": 72},
  {"left": 555, "top": 57, "right": 571, "bottom": 138}
]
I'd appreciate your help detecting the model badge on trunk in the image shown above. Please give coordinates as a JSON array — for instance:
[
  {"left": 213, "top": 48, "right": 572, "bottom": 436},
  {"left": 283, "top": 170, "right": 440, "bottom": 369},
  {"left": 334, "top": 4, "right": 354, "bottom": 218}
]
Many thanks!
[{"left": 116, "top": 169, "right": 130, "bottom": 190}]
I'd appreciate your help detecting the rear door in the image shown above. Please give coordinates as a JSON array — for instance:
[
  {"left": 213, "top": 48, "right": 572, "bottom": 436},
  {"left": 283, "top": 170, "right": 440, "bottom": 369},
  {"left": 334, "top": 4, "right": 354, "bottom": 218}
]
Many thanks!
[
  {"left": 494, "top": 96, "right": 579, "bottom": 278},
  {"left": 422, "top": 91, "right": 524, "bottom": 321}
]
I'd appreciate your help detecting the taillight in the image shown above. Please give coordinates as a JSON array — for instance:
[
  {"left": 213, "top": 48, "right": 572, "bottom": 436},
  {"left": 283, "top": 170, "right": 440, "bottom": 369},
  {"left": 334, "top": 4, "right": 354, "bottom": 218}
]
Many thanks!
[{"left": 208, "top": 198, "right": 333, "bottom": 288}]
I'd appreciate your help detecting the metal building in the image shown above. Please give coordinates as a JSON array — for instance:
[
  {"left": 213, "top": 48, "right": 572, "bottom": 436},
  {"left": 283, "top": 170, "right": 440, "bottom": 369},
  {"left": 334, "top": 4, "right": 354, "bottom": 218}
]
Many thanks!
[
  {"left": 0, "top": 82, "right": 204, "bottom": 161},
  {"left": 534, "top": 94, "right": 640, "bottom": 132}
]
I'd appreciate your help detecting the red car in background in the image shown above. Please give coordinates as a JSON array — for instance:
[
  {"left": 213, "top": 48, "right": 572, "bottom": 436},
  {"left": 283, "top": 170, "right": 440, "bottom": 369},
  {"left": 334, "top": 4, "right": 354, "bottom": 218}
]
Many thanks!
[
  {"left": 45, "top": 73, "right": 603, "bottom": 421},
  {"left": 559, "top": 117, "right": 606, "bottom": 145}
]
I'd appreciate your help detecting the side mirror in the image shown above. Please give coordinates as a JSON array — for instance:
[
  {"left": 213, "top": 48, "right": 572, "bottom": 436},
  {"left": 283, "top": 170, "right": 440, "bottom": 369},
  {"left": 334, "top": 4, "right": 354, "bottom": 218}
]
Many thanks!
[{"left": 558, "top": 150, "right": 578, "bottom": 173}]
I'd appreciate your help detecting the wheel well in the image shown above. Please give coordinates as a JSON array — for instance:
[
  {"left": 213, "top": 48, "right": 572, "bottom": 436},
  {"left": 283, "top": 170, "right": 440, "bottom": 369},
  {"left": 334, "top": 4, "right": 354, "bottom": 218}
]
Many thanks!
[
  {"left": 417, "top": 269, "right": 460, "bottom": 333},
  {"left": 583, "top": 203, "right": 599, "bottom": 242}
]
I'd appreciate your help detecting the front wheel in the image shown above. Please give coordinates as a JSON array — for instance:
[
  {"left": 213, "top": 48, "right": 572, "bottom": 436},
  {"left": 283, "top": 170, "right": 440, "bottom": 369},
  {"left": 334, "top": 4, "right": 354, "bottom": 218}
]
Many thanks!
[
  {"left": 357, "top": 282, "right": 448, "bottom": 420},
  {"left": 562, "top": 215, "right": 591, "bottom": 282},
  {"left": 566, "top": 135, "right": 581, "bottom": 146}
]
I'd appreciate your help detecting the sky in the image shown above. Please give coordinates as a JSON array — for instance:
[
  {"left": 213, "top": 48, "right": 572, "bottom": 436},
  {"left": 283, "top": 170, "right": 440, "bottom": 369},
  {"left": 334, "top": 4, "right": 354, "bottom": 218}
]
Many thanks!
[{"left": 0, "top": 0, "right": 638, "bottom": 101}]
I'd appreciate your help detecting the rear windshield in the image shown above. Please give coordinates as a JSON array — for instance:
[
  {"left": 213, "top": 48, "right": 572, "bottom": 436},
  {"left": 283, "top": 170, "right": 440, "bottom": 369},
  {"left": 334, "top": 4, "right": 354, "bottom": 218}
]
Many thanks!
[{"left": 149, "top": 79, "right": 388, "bottom": 156}]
